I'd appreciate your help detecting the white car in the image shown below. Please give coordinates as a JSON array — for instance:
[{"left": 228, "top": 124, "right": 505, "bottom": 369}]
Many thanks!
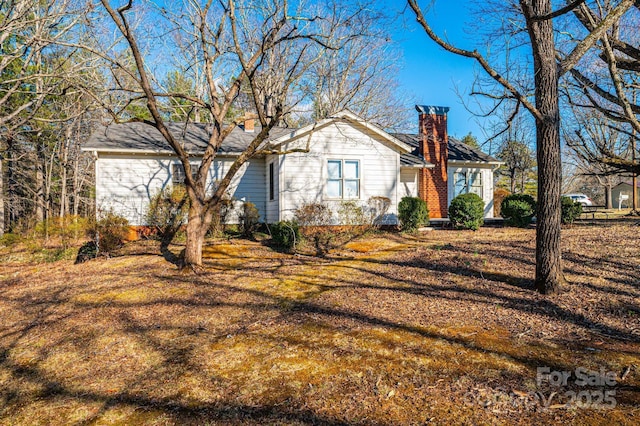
[{"left": 564, "top": 193, "right": 593, "bottom": 207}]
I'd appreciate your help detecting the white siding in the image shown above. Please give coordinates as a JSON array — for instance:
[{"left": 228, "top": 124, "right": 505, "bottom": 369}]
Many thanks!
[
  {"left": 447, "top": 164, "right": 496, "bottom": 219},
  {"left": 265, "top": 155, "right": 281, "bottom": 223},
  {"left": 400, "top": 169, "right": 419, "bottom": 198},
  {"left": 278, "top": 121, "right": 401, "bottom": 224},
  {"left": 95, "top": 154, "right": 266, "bottom": 225}
]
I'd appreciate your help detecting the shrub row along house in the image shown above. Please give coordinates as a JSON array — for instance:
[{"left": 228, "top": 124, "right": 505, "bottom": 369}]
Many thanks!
[{"left": 83, "top": 105, "right": 502, "bottom": 226}]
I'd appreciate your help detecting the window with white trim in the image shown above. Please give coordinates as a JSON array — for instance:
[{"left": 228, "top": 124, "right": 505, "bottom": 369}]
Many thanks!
[
  {"left": 172, "top": 162, "right": 199, "bottom": 186},
  {"left": 327, "top": 159, "right": 360, "bottom": 199},
  {"left": 453, "top": 170, "right": 483, "bottom": 198}
]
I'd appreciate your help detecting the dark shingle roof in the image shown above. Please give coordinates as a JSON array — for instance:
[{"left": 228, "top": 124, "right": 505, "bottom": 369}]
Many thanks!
[
  {"left": 400, "top": 152, "right": 431, "bottom": 167},
  {"left": 392, "top": 133, "right": 500, "bottom": 163},
  {"left": 84, "top": 122, "right": 293, "bottom": 154},
  {"left": 85, "top": 122, "right": 499, "bottom": 166}
]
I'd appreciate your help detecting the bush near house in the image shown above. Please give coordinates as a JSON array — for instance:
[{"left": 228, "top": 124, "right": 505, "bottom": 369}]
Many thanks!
[
  {"left": 269, "top": 221, "right": 300, "bottom": 252},
  {"left": 398, "top": 196, "right": 429, "bottom": 232},
  {"left": 449, "top": 193, "right": 485, "bottom": 231},
  {"left": 500, "top": 194, "right": 537, "bottom": 228},
  {"left": 561, "top": 196, "right": 583, "bottom": 224}
]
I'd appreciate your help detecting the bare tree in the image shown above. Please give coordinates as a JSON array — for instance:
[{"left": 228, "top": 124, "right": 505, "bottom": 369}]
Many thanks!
[
  {"left": 1, "top": 0, "right": 96, "bottom": 235},
  {"left": 498, "top": 140, "right": 536, "bottom": 193},
  {"left": 304, "top": 31, "right": 411, "bottom": 130},
  {"left": 84, "top": 0, "right": 377, "bottom": 268},
  {"left": 407, "top": 0, "right": 636, "bottom": 294},
  {"left": 564, "top": 109, "right": 630, "bottom": 207},
  {"left": 566, "top": 2, "right": 640, "bottom": 176}
]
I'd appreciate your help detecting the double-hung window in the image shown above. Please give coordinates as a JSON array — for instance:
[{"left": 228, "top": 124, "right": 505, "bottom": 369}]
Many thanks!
[
  {"left": 453, "top": 170, "right": 483, "bottom": 198},
  {"left": 172, "top": 162, "right": 199, "bottom": 186},
  {"left": 327, "top": 159, "right": 360, "bottom": 199}
]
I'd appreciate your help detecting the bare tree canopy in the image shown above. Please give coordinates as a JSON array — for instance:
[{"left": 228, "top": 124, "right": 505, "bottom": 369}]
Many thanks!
[
  {"left": 563, "top": 2, "right": 640, "bottom": 177},
  {"left": 79, "top": 0, "right": 392, "bottom": 268}
]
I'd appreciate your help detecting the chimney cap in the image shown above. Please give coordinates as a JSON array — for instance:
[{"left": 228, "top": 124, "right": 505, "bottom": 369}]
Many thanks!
[{"left": 415, "top": 105, "right": 450, "bottom": 115}]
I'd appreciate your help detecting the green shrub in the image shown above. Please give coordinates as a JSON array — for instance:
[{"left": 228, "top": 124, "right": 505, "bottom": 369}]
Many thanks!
[
  {"left": 398, "top": 196, "right": 429, "bottom": 232},
  {"left": 239, "top": 201, "right": 260, "bottom": 237},
  {"left": 501, "top": 194, "right": 536, "bottom": 228},
  {"left": 561, "top": 196, "right": 583, "bottom": 224},
  {"left": 269, "top": 221, "right": 300, "bottom": 252},
  {"left": 145, "top": 186, "right": 189, "bottom": 240},
  {"left": 0, "top": 233, "right": 21, "bottom": 247},
  {"left": 89, "top": 212, "right": 130, "bottom": 255},
  {"left": 75, "top": 241, "right": 98, "bottom": 264},
  {"left": 449, "top": 193, "right": 485, "bottom": 230}
]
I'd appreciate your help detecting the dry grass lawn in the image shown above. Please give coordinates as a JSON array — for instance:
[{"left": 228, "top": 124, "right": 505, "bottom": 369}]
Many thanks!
[{"left": 1, "top": 220, "right": 639, "bottom": 425}]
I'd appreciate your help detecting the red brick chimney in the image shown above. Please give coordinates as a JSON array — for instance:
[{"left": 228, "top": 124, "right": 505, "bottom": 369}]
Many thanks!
[
  {"left": 243, "top": 114, "right": 255, "bottom": 132},
  {"left": 416, "top": 105, "right": 450, "bottom": 219}
]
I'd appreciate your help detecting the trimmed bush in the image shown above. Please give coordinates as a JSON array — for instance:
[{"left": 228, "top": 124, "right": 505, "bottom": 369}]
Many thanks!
[
  {"left": 561, "top": 196, "right": 583, "bottom": 224},
  {"left": 270, "top": 221, "right": 300, "bottom": 252},
  {"left": 398, "top": 196, "right": 429, "bottom": 232},
  {"left": 501, "top": 194, "right": 536, "bottom": 228},
  {"left": 449, "top": 193, "right": 485, "bottom": 230}
]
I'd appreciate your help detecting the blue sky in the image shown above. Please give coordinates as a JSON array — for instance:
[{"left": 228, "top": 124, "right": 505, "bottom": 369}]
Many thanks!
[
  {"left": 387, "top": 1, "right": 491, "bottom": 141},
  {"left": 147, "top": 0, "right": 495, "bottom": 144}
]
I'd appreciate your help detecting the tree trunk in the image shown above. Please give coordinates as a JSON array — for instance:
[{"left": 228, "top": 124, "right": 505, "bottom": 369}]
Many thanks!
[
  {"left": 605, "top": 183, "right": 612, "bottom": 209},
  {"left": 0, "top": 157, "right": 4, "bottom": 237},
  {"left": 526, "top": 0, "right": 564, "bottom": 294},
  {"left": 35, "top": 143, "right": 45, "bottom": 224},
  {"left": 59, "top": 128, "right": 70, "bottom": 218},
  {"left": 183, "top": 200, "right": 214, "bottom": 268},
  {"left": 6, "top": 144, "right": 16, "bottom": 230}
]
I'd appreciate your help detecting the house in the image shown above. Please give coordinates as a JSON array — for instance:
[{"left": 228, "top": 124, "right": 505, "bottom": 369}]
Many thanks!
[
  {"left": 612, "top": 181, "right": 639, "bottom": 208},
  {"left": 83, "top": 105, "right": 502, "bottom": 225}
]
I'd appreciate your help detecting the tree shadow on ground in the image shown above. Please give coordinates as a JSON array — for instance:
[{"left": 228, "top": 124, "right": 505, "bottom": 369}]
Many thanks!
[{"left": 1, "top": 229, "right": 639, "bottom": 424}]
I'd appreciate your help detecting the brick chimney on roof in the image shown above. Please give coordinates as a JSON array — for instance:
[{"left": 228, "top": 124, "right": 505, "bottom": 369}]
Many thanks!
[
  {"left": 243, "top": 114, "right": 256, "bottom": 132},
  {"left": 416, "top": 105, "right": 450, "bottom": 219}
]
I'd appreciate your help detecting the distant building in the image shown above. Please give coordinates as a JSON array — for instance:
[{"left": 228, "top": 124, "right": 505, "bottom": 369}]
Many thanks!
[{"left": 611, "top": 181, "right": 639, "bottom": 208}]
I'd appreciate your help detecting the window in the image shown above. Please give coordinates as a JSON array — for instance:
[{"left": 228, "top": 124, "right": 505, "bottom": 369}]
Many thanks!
[
  {"left": 172, "top": 162, "right": 198, "bottom": 185},
  {"left": 453, "top": 170, "right": 483, "bottom": 198},
  {"left": 268, "top": 162, "right": 275, "bottom": 201},
  {"left": 327, "top": 159, "right": 360, "bottom": 199}
]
